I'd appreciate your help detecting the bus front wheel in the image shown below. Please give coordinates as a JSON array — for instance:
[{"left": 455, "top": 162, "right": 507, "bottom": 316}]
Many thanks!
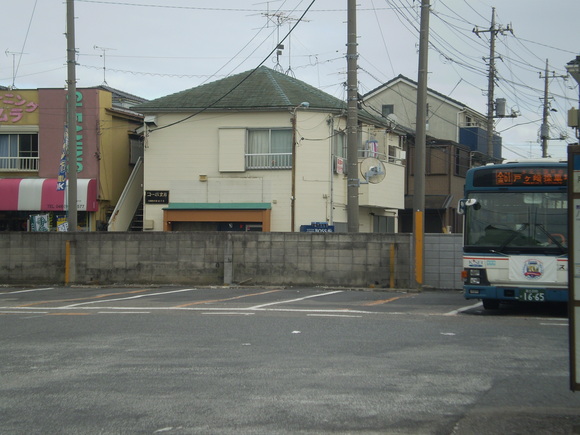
[{"left": 482, "top": 299, "right": 500, "bottom": 310}]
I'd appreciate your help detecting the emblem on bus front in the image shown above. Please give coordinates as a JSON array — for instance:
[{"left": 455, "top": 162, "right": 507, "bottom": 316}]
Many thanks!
[{"left": 523, "top": 259, "right": 543, "bottom": 280}]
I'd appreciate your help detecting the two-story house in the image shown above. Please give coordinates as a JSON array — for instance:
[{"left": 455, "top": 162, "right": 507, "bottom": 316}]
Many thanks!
[
  {"left": 0, "top": 86, "right": 145, "bottom": 231},
  {"left": 132, "top": 66, "right": 406, "bottom": 233},
  {"left": 363, "top": 74, "right": 502, "bottom": 233}
]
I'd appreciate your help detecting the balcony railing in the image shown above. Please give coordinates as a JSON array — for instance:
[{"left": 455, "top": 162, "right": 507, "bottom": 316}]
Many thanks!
[
  {"left": 246, "top": 153, "right": 292, "bottom": 169},
  {"left": 0, "top": 157, "right": 39, "bottom": 171}
]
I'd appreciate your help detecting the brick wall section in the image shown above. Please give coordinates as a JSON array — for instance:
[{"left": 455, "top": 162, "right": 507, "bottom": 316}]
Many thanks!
[{"left": 0, "top": 232, "right": 463, "bottom": 289}]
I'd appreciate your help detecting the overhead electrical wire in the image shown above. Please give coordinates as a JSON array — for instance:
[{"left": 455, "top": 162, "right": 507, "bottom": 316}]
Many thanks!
[{"left": 150, "top": 0, "right": 317, "bottom": 132}]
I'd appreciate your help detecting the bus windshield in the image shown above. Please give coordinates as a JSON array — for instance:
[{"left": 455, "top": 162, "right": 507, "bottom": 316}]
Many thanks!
[{"left": 464, "top": 191, "right": 567, "bottom": 254}]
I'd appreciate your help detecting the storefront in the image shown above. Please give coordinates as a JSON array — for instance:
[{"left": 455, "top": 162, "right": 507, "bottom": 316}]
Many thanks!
[
  {"left": 0, "top": 178, "right": 98, "bottom": 231},
  {"left": 162, "top": 203, "right": 271, "bottom": 232}
]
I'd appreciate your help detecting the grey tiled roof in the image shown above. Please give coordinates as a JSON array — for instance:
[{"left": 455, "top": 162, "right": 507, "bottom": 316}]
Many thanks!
[{"left": 134, "top": 66, "right": 346, "bottom": 113}]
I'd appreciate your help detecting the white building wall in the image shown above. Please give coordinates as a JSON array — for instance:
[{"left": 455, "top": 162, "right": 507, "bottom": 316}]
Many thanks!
[{"left": 143, "top": 110, "right": 404, "bottom": 232}]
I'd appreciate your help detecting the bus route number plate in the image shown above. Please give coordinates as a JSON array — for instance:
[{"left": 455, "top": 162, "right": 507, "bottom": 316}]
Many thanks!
[{"left": 519, "top": 289, "right": 546, "bottom": 302}]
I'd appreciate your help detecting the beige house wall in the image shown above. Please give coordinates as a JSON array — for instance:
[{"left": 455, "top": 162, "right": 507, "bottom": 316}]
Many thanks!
[
  {"left": 143, "top": 110, "right": 404, "bottom": 232},
  {"left": 364, "top": 79, "right": 487, "bottom": 143}
]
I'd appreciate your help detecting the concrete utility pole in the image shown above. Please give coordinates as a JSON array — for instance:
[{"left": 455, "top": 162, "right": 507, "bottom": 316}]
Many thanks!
[
  {"left": 413, "top": 0, "right": 430, "bottom": 289},
  {"left": 346, "top": 0, "right": 359, "bottom": 233},
  {"left": 540, "top": 59, "right": 567, "bottom": 158},
  {"left": 473, "top": 8, "right": 512, "bottom": 158},
  {"left": 66, "top": 0, "right": 78, "bottom": 231}
]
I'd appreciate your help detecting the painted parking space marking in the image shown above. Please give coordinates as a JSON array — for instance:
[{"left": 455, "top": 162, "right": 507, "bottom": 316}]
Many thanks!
[
  {"left": 247, "top": 290, "right": 343, "bottom": 309},
  {"left": 18, "top": 289, "right": 154, "bottom": 307},
  {"left": 0, "top": 287, "right": 55, "bottom": 295},
  {"left": 362, "top": 294, "right": 413, "bottom": 306},
  {"left": 444, "top": 301, "right": 483, "bottom": 316},
  {"left": 174, "top": 289, "right": 282, "bottom": 308},
  {"left": 64, "top": 287, "right": 201, "bottom": 308}
]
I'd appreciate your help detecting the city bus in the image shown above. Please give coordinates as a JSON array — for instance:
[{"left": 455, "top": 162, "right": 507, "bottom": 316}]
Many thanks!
[{"left": 459, "top": 159, "right": 568, "bottom": 309}]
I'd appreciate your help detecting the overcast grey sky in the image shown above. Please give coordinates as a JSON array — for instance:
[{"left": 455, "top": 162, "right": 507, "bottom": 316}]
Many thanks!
[{"left": 2, "top": 0, "right": 579, "bottom": 159}]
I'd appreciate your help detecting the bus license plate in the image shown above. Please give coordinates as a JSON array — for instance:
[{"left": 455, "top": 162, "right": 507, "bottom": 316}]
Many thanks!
[{"left": 519, "top": 289, "right": 546, "bottom": 302}]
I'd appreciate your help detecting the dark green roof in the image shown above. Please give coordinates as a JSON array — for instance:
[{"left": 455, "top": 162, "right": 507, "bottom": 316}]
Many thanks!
[
  {"left": 133, "top": 66, "right": 345, "bottom": 113},
  {"left": 133, "top": 66, "right": 390, "bottom": 127}
]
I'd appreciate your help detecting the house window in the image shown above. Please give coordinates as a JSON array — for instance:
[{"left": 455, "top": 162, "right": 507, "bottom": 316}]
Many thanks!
[
  {"left": 373, "top": 215, "right": 395, "bottom": 233},
  {"left": 0, "top": 133, "right": 39, "bottom": 171},
  {"left": 333, "top": 130, "right": 347, "bottom": 174},
  {"left": 246, "top": 128, "right": 292, "bottom": 169},
  {"left": 381, "top": 104, "right": 394, "bottom": 118}
]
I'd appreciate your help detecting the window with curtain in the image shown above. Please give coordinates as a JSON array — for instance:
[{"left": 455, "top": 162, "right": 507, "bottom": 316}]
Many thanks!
[
  {"left": 332, "top": 130, "right": 347, "bottom": 174},
  {"left": 246, "top": 128, "right": 292, "bottom": 169},
  {"left": 0, "top": 133, "right": 38, "bottom": 170}
]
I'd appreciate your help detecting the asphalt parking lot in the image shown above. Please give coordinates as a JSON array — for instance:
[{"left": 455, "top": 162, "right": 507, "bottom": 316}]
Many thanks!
[{"left": 1, "top": 286, "right": 578, "bottom": 434}]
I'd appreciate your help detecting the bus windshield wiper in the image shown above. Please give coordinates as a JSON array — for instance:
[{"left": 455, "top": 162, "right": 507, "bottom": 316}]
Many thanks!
[
  {"left": 535, "top": 223, "right": 566, "bottom": 253},
  {"left": 496, "top": 223, "right": 529, "bottom": 252}
]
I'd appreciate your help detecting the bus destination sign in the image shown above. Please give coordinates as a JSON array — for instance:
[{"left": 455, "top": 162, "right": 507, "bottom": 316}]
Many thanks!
[{"left": 474, "top": 168, "right": 568, "bottom": 187}]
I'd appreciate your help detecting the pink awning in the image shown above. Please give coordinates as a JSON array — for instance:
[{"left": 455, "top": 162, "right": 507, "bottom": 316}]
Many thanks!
[{"left": 0, "top": 178, "right": 98, "bottom": 212}]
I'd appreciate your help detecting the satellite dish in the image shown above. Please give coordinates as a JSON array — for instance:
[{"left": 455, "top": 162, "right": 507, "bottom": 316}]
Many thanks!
[{"left": 360, "top": 157, "right": 386, "bottom": 184}]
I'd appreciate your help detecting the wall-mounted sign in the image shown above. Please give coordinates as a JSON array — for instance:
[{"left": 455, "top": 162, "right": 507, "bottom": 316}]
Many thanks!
[
  {"left": 145, "top": 190, "right": 169, "bottom": 204},
  {"left": 300, "top": 222, "right": 334, "bottom": 233}
]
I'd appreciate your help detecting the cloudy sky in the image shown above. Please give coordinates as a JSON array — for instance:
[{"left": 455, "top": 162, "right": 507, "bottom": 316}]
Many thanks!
[{"left": 2, "top": 0, "right": 579, "bottom": 159}]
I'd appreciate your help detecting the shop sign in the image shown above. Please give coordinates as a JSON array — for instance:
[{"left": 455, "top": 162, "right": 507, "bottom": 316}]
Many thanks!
[
  {"left": 0, "top": 91, "right": 39, "bottom": 123},
  {"left": 145, "top": 190, "right": 169, "bottom": 204}
]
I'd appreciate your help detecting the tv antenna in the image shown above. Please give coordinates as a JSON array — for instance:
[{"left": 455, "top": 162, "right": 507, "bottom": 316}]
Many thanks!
[
  {"left": 258, "top": 5, "right": 308, "bottom": 75},
  {"left": 94, "top": 45, "right": 116, "bottom": 85},
  {"left": 360, "top": 157, "right": 386, "bottom": 184},
  {"left": 5, "top": 50, "right": 28, "bottom": 89}
]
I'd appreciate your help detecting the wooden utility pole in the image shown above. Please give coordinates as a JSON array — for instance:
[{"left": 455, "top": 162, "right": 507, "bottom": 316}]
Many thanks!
[
  {"left": 66, "top": 0, "right": 78, "bottom": 231},
  {"left": 346, "top": 0, "right": 359, "bottom": 232},
  {"left": 413, "top": 0, "right": 430, "bottom": 289}
]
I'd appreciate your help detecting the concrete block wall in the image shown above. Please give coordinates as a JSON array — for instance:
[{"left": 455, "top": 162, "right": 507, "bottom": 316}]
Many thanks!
[
  {"left": 230, "top": 232, "right": 412, "bottom": 288},
  {"left": 424, "top": 233, "right": 463, "bottom": 290},
  {"left": 0, "top": 232, "right": 462, "bottom": 289}
]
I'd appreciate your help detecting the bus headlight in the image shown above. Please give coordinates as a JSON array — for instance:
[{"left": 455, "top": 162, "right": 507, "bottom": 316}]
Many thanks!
[{"left": 463, "top": 268, "right": 489, "bottom": 286}]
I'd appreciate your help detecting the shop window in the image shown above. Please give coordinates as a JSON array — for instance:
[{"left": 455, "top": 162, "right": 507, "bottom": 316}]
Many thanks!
[{"left": 0, "top": 133, "right": 39, "bottom": 171}]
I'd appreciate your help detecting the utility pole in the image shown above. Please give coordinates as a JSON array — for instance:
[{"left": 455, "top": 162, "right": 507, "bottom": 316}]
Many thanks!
[
  {"left": 66, "top": 0, "right": 78, "bottom": 231},
  {"left": 540, "top": 59, "right": 567, "bottom": 158},
  {"left": 473, "top": 8, "right": 512, "bottom": 158},
  {"left": 346, "top": 0, "right": 359, "bottom": 233},
  {"left": 413, "top": 0, "right": 430, "bottom": 290}
]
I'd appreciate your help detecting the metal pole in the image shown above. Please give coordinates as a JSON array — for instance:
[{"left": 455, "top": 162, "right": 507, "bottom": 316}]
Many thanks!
[
  {"left": 346, "top": 0, "right": 359, "bottom": 233},
  {"left": 413, "top": 0, "right": 430, "bottom": 289},
  {"left": 66, "top": 0, "right": 78, "bottom": 231}
]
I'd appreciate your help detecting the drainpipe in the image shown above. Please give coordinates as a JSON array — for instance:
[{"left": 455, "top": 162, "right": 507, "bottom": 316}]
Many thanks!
[
  {"left": 291, "top": 113, "right": 297, "bottom": 232},
  {"left": 290, "top": 102, "right": 309, "bottom": 232}
]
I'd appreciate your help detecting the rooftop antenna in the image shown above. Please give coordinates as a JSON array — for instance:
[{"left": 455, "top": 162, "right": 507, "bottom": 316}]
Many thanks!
[
  {"left": 93, "top": 45, "right": 116, "bottom": 85},
  {"left": 5, "top": 50, "right": 28, "bottom": 89},
  {"left": 260, "top": 11, "right": 307, "bottom": 74}
]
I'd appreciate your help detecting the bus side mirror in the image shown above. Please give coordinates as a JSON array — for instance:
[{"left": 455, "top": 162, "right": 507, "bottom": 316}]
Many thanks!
[{"left": 458, "top": 198, "right": 478, "bottom": 215}]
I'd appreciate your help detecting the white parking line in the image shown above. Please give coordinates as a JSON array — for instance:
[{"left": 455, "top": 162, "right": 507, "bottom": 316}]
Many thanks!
[
  {"left": 443, "top": 301, "right": 483, "bottom": 316},
  {"left": 64, "top": 288, "right": 201, "bottom": 307},
  {"left": 98, "top": 311, "right": 151, "bottom": 314},
  {"left": 0, "top": 287, "right": 54, "bottom": 294},
  {"left": 307, "top": 314, "right": 363, "bottom": 318},
  {"left": 247, "top": 290, "right": 343, "bottom": 309}
]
